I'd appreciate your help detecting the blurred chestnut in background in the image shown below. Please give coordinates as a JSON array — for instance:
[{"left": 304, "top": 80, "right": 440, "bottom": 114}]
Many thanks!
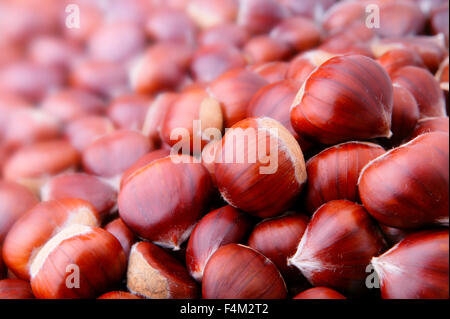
[
  {"left": 98, "top": 291, "right": 142, "bottom": 300},
  {"left": 250, "top": 61, "right": 289, "bottom": 83},
  {"left": 187, "top": 0, "right": 238, "bottom": 29},
  {"left": 198, "top": 23, "right": 249, "bottom": 49},
  {"left": 372, "top": 230, "right": 449, "bottom": 299},
  {"left": 107, "top": 94, "right": 151, "bottom": 131},
  {"left": 270, "top": 17, "right": 321, "bottom": 52},
  {"left": 377, "top": 48, "right": 426, "bottom": 77},
  {"left": 293, "top": 287, "right": 346, "bottom": 299},
  {"left": 237, "top": 0, "right": 286, "bottom": 35},
  {"left": 64, "top": 115, "right": 115, "bottom": 151},
  {"left": 0, "top": 279, "right": 34, "bottom": 299},
  {"left": 244, "top": 36, "right": 292, "bottom": 65},
  {"left": 359, "top": 132, "right": 449, "bottom": 229}
]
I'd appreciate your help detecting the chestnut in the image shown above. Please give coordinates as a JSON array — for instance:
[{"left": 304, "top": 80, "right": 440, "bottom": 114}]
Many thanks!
[
  {"left": 30, "top": 225, "right": 126, "bottom": 299},
  {"left": 391, "top": 66, "right": 446, "bottom": 118},
  {"left": 82, "top": 130, "right": 153, "bottom": 181},
  {"left": 198, "top": 23, "right": 249, "bottom": 49},
  {"left": 377, "top": 48, "right": 426, "bottom": 77},
  {"left": 107, "top": 94, "right": 152, "bottom": 131},
  {"left": 358, "top": 132, "right": 449, "bottom": 229},
  {"left": 208, "top": 68, "right": 268, "bottom": 127},
  {"left": 270, "top": 17, "right": 322, "bottom": 52},
  {"left": 127, "top": 241, "right": 199, "bottom": 299},
  {"left": 202, "top": 244, "right": 287, "bottom": 299},
  {"left": 378, "top": 224, "right": 415, "bottom": 246},
  {"left": 321, "top": 1, "right": 366, "bottom": 36},
  {"left": 290, "top": 55, "right": 393, "bottom": 145},
  {"left": 64, "top": 115, "right": 115, "bottom": 151},
  {"left": 293, "top": 287, "right": 346, "bottom": 299},
  {"left": 215, "top": 117, "right": 307, "bottom": 218},
  {"left": 118, "top": 155, "right": 214, "bottom": 250},
  {"left": 41, "top": 173, "right": 117, "bottom": 219},
  {"left": 409, "top": 117, "right": 449, "bottom": 140},
  {"left": 430, "top": 3, "right": 449, "bottom": 43},
  {"left": 190, "top": 44, "right": 247, "bottom": 83},
  {"left": 280, "top": 0, "right": 336, "bottom": 19},
  {"left": 105, "top": 218, "right": 138, "bottom": 259},
  {"left": 372, "top": 230, "right": 449, "bottom": 299},
  {"left": 186, "top": 205, "right": 252, "bottom": 282},
  {"left": 248, "top": 212, "right": 309, "bottom": 281},
  {"left": 286, "top": 50, "right": 335, "bottom": 85},
  {"left": 389, "top": 85, "right": 420, "bottom": 145},
  {"left": 0, "top": 279, "right": 34, "bottom": 299},
  {"left": 237, "top": 0, "right": 286, "bottom": 35},
  {"left": 251, "top": 61, "right": 289, "bottom": 84},
  {"left": 289, "top": 200, "right": 387, "bottom": 294},
  {"left": 305, "top": 142, "right": 386, "bottom": 213},
  {"left": 2, "top": 198, "right": 101, "bottom": 280},
  {"left": 98, "top": 291, "right": 142, "bottom": 299},
  {"left": 0, "top": 255, "right": 5, "bottom": 280},
  {"left": 187, "top": 0, "right": 238, "bottom": 29},
  {"left": 243, "top": 35, "right": 292, "bottom": 65}
]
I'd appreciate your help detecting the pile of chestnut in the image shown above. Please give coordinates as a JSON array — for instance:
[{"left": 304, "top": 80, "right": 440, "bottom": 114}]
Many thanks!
[{"left": 0, "top": 0, "right": 449, "bottom": 300}]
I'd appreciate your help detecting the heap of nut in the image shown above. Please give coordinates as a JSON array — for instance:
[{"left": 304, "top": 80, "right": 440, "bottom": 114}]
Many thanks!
[{"left": 0, "top": 0, "right": 449, "bottom": 299}]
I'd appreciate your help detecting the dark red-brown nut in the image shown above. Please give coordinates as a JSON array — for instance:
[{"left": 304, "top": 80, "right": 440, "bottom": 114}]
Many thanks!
[
  {"left": 215, "top": 117, "right": 307, "bottom": 218},
  {"left": 120, "top": 149, "right": 171, "bottom": 189},
  {"left": 237, "top": 0, "right": 286, "bottom": 35},
  {"left": 430, "top": 3, "right": 449, "bottom": 44},
  {"left": 0, "top": 255, "right": 4, "bottom": 279},
  {"left": 41, "top": 173, "right": 117, "bottom": 219},
  {"left": 2, "top": 140, "right": 80, "bottom": 193},
  {"left": 289, "top": 200, "right": 386, "bottom": 294},
  {"left": 69, "top": 59, "right": 128, "bottom": 99},
  {"left": 377, "top": 48, "right": 426, "bottom": 77},
  {"left": 250, "top": 61, "right": 289, "bottom": 84},
  {"left": 243, "top": 36, "right": 291, "bottom": 65},
  {"left": 88, "top": 21, "right": 145, "bottom": 63},
  {"left": 248, "top": 212, "right": 309, "bottom": 280},
  {"left": 190, "top": 44, "right": 247, "bottom": 83},
  {"left": 409, "top": 117, "right": 449, "bottom": 140},
  {"left": 145, "top": 7, "right": 196, "bottom": 46},
  {"left": 187, "top": 0, "right": 238, "bottom": 29},
  {"left": 286, "top": 50, "right": 336, "bottom": 85},
  {"left": 64, "top": 115, "right": 115, "bottom": 151},
  {"left": 30, "top": 225, "right": 126, "bottom": 299},
  {"left": 82, "top": 130, "right": 153, "bottom": 181},
  {"left": 270, "top": 17, "right": 321, "bottom": 52},
  {"left": 186, "top": 206, "right": 252, "bottom": 282},
  {"left": 160, "top": 87, "right": 223, "bottom": 154},
  {"left": 358, "top": 132, "right": 449, "bottom": 229},
  {"left": 118, "top": 155, "right": 214, "bottom": 250},
  {"left": 208, "top": 68, "right": 268, "bottom": 127},
  {"left": 290, "top": 55, "right": 393, "bottom": 145},
  {"left": 305, "top": 142, "right": 385, "bottom": 213},
  {"left": 372, "top": 230, "right": 449, "bottom": 299},
  {"left": 107, "top": 94, "right": 151, "bottom": 131},
  {"left": 2, "top": 198, "right": 101, "bottom": 280},
  {"left": 0, "top": 279, "right": 34, "bottom": 299},
  {"left": 98, "top": 291, "right": 142, "bottom": 299},
  {"left": 127, "top": 241, "right": 199, "bottom": 299},
  {"left": 41, "top": 88, "right": 106, "bottom": 123},
  {"left": 293, "top": 287, "right": 346, "bottom": 299},
  {"left": 129, "top": 43, "right": 192, "bottom": 94},
  {"left": 389, "top": 85, "right": 420, "bottom": 144},
  {"left": 105, "top": 218, "right": 138, "bottom": 258},
  {"left": 378, "top": 224, "right": 415, "bottom": 246},
  {"left": 198, "top": 23, "right": 249, "bottom": 49},
  {"left": 391, "top": 66, "right": 446, "bottom": 118},
  {"left": 0, "top": 181, "right": 38, "bottom": 244},
  {"left": 202, "top": 244, "right": 287, "bottom": 299}
]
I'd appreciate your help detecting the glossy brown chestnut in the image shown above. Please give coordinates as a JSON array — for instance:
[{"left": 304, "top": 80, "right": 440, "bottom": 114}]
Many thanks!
[
  {"left": 82, "top": 130, "right": 153, "bottom": 180},
  {"left": 160, "top": 87, "right": 223, "bottom": 154},
  {"left": 358, "top": 132, "right": 449, "bottom": 229},
  {"left": 250, "top": 61, "right": 289, "bottom": 84},
  {"left": 2, "top": 198, "right": 101, "bottom": 280},
  {"left": 186, "top": 205, "right": 252, "bottom": 282},
  {"left": 379, "top": 224, "right": 415, "bottom": 246},
  {"left": 389, "top": 85, "right": 420, "bottom": 144},
  {"left": 107, "top": 94, "right": 152, "bottom": 131},
  {"left": 105, "top": 218, "right": 138, "bottom": 258},
  {"left": 187, "top": 0, "right": 238, "bottom": 29},
  {"left": 286, "top": 50, "right": 336, "bottom": 85},
  {"left": 208, "top": 68, "right": 268, "bottom": 127},
  {"left": 243, "top": 36, "right": 291, "bottom": 65},
  {"left": 290, "top": 55, "right": 393, "bottom": 145},
  {"left": 98, "top": 291, "right": 142, "bottom": 299},
  {"left": 120, "top": 149, "right": 171, "bottom": 189},
  {"left": 377, "top": 48, "right": 426, "bottom": 76},
  {"left": 64, "top": 115, "right": 115, "bottom": 151},
  {"left": 30, "top": 225, "right": 126, "bottom": 299},
  {"left": 270, "top": 17, "right": 321, "bottom": 52},
  {"left": 127, "top": 242, "right": 199, "bottom": 299},
  {"left": 372, "top": 230, "right": 449, "bottom": 299},
  {"left": 376, "top": 1, "right": 426, "bottom": 38},
  {"left": 293, "top": 287, "right": 346, "bottom": 299},
  {"left": 289, "top": 200, "right": 386, "bottom": 294},
  {"left": 305, "top": 142, "right": 386, "bottom": 213},
  {"left": 391, "top": 66, "right": 446, "bottom": 118},
  {"left": 215, "top": 117, "right": 307, "bottom": 218},
  {"left": 321, "top": 1, "right": 366, "bottom": 35},
  {"left": 409, "top": 117, "right": 449, "bottom": 140},
  {"left": 41, "top": 173, "right": 117, "bottom": 219},
  {"left": 200, "top": 139, "right": 221, "bottom": 185},
  {"left": 248, "top": 212, "right": 309, "bottom": 280},
  {"left": 118, "top": 155, "right": 214, "bottom": 249},
  {"left": 0, "top": 181, "right": 39, "bottom": 244},
  {"left": 0, "top": 279, "right": 34, "bottom": 299},
  {"left": 202, "top": 243, "right": 288, "bottom": 299}
]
